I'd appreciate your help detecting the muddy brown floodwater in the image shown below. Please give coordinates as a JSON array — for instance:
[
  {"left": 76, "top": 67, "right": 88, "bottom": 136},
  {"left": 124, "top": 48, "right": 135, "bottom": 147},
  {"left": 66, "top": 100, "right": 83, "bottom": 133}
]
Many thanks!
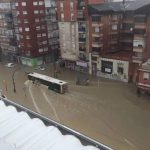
[{"left": 0, "top": 63, "right": 150, "bottom": 150}]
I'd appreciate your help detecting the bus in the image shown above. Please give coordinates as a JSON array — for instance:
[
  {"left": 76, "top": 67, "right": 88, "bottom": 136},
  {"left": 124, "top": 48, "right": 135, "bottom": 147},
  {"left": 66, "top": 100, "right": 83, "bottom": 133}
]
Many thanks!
[{"left": 27, "top": 72, "right": 68, "bottom": 94}]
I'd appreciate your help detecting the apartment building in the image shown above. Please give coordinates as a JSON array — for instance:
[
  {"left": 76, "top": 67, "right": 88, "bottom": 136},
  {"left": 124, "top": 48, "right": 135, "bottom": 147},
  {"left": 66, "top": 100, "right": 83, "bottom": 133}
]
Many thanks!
[
  {"left": 57, "top": 0, "right": 105, "bottom": 73},
  {"left": 88, "top": 0, "right": 150, "bottom": 82},
  {"left": 137, "top": 59, "right": 150, "bottom": 94},
  {"left": 44, "top": 0, "right": 59, "bottom": 61},
  {"left": 0, "top": 0, "right": 18, "bottom": 61},
  {"left": 10, "top": 0, "right": 59, "bottom": 66}
]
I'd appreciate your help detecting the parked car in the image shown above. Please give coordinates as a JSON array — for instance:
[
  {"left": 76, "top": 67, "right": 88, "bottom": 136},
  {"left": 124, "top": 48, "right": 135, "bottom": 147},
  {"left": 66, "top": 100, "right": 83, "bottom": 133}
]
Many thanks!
[
  {"left": 39, "top": 66, "right": 45, "bottom": 71},
  {"left": 5, "top": 63, "right": 15, "bottom": 68}
]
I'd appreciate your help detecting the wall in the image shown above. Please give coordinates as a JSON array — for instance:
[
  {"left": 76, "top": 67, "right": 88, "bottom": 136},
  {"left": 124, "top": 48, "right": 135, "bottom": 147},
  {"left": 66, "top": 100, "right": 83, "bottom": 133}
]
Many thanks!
[
  {"left": 97, "top": 57, "right": 129, "bottom": 82},
  {"left": 88, "top": 0, "right": 106, "bottom": 4},
  {"left": 59, "top": 22, "right": 79, "bottom": 61}
]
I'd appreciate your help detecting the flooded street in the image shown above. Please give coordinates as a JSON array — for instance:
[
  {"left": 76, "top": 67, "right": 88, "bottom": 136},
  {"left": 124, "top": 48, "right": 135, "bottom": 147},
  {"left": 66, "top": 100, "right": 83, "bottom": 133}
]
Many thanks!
[{"left": 0, "top": 63, "right": 150, "bottom": 150}]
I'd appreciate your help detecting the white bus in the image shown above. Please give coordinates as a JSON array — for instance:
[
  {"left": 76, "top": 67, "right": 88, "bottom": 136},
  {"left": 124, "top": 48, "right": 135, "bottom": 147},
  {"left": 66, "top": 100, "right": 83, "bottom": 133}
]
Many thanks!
[{"left": 28, "top": 72, "right": 68, "bottom": 94}]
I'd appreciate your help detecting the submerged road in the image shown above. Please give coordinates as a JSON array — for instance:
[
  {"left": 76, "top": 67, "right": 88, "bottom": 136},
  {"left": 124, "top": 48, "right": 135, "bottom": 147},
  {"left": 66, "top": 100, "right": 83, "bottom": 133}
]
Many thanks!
[{"left": 0, "top": 63, "right": 150, "bottom": 150}]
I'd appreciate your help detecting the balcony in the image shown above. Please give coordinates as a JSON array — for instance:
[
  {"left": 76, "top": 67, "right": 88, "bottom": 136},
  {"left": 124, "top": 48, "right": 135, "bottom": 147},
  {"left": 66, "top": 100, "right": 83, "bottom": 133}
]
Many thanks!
[
  {"left": 133, "top": 47, "right": 144, "bottom": 53},
  {"left": 134, "top": 34, "right": 145, "bottom": 40},
  {"left": 92, "top": 23, "right": 103, "bottom": 27},
  {"left": 109, "top": 40, "right": 118, "bottom": 45},
  {"left": 92, "top": 42, "right": 103, "bottom": 48},
  {"left": 79, "top": 47, "right": 86, "bottom": 52},
  {"left": 123, "top": 19, "right": 134, "bottom": 24},
  {"left": 135, "top": 23, "right": 146, "bottom": 29},
  {"left": 120, "top": 39, "right": 133, "bottom": 43},
  {"left": 78, "top": 27, "right": 86, "bottom": 32},
  {"left": 92, "top": 33, "right": 103, "bottom": 38},
  {"left": 79, "top": 37, "right": 86, "bottom": 43},
  {"left": 132, "top": 56, "right": 143, "bottom": 63},
  {"left": 110, "top": 31, "right": 118, "bottom": 35}
]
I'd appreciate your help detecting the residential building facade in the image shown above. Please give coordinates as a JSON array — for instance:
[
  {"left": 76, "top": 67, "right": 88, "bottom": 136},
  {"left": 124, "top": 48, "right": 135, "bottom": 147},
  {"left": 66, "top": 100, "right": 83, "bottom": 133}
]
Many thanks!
[
  {"left": 0, "top": 0, "right": 59, "bottom": 66},
  {"left": 57, "top": 0, "right": 106, "bottom": 73},
  {"left": 137, "top": 59, "right": 150, "bottom": 94},
  {"left": 88, "top": 0, "right": 150, "bottom": 82},
  {"left": 0, "top": 0, "right": 18, "bottom": 61}
]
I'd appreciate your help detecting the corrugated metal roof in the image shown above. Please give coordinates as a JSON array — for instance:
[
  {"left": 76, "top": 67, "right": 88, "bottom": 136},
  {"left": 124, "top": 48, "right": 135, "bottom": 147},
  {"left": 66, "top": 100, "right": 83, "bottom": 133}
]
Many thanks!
[{"left": 0, "top": 99, "right": 113, "bottom": 150}]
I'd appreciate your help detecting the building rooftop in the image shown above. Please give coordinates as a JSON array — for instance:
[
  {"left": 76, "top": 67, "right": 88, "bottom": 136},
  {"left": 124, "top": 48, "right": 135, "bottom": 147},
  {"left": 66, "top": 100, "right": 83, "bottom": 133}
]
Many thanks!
[
  {"left": 88, "top": 0, "right": 150, "bottom": 14},
  {"left": 0, "top": 98, "right": 113, "bottom": 150},
  {"left": 103, "top": 51, "right": 133, "bottom": 61}
]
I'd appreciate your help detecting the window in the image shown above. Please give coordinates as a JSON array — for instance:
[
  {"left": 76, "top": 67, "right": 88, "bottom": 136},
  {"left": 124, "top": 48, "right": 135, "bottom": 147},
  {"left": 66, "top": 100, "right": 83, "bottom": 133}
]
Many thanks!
[
  {"left": 40, "top": 10, "right": 44, "bottom": 14},
  {"left": 19, "top": 27, "right": 22, "bottom": 32},
  {"left": 71, "top": 13, "right": 74, "bottom": 21},
  {"left": 95, "top": 27, "right": 99, "bottom": 33},
  {"left": 36, "top": 26, "right": 40, "bottom": 30},
  {"left": 34, "top": 10, "right": 39, "bottom": 14},
  {"left": 61, "top": 13, "right": 64, "bottom": 21},
  {"left": 24, "top": 19, "right": 28, "bottom": 23},
  {"left": 17, "top": 20, "right": 21, "bottom": 23},
  {"left": 17, "top": 11, "right": 20, "bottom": 15},
  {"left": 39, "top": 48, "right": 43, "bottom": 52},
  {"left": 33, "top": 2, "right": 38, "bottom": 5},
  {"left": 112, "top": 25, "right": 117, "bottom": 30},
  {"left": 60, "top": 2, "right": 64, "bottom": 11},
  {"left": 22, "top": 2, "right": 26, "bottom": 6},
  {"left": 37, "top": 34, "right": 41, "bottom": 37},
  {"left": 44, "top": 47, "right": 48, "bottom": 51},
  {"left": 23, "top": 11, "right": 27, "bottom": 15},
  {"left": 25, "top": 28, "right": 30, "bottom": 31},
  {"left": 143, "top": 72, "right": 149, "bottom": 80},
  {"left": 15, "top": 3, "right": 18, "bottom": 6},
  {"left": 70, "top": 2, "right": 74, "bottom": 11},
  {"left": 43, "top": 41, "right": 47, "bottom": 44},
  {"left": 41, "top": 25, "right": 46, "bottom": 30},
  {"left": 26, "top": 36, "right": 30, "bottom": 39},
  {"left": 101, "top": 61, "right": 113, "bottom": 74},
  {"left": 35, "top": 18, "right": 40, "bottom": 22},
  {"left": 92, "top": 16, "right": 101, "bottom": 22},
  {"left": 42, "top": 33, "right": 46, "bottom": 37},
  {"left": 39, "top": 1, "right": 43, "bottom": 5}
]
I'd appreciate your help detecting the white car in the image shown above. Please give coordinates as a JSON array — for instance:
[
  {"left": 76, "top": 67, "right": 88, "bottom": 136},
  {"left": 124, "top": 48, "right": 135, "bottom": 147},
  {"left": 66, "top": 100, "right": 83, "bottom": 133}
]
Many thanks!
[{"left": 6, "top": 63, "right": 15, "bottom": 68}]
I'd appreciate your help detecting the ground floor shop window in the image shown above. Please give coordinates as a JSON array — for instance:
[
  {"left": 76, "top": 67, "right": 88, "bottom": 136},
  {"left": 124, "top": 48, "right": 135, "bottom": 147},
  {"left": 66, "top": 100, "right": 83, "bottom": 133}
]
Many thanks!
[
  {"left": 143, "top": 72, "right": 149, "bottom": 80},
  {"left": 101, "top": 61, "right": 113, "bottom": 74}
]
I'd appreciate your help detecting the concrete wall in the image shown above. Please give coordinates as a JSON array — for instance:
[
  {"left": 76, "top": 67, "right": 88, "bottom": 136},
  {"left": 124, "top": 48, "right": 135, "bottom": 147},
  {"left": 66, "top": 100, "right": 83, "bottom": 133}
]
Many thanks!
[
  {"left": 59, "top": 22, "right": 79, "bottom": 61},
  {"left": 97, "top": 58, "right": 129, "bottom": 82}
]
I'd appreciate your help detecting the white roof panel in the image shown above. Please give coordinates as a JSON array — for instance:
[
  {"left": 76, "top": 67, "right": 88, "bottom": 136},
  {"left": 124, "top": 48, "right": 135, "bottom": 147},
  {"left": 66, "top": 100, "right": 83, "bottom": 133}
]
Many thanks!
[{"left": 0, "top": 102, "right": 100, "bottom": 150}]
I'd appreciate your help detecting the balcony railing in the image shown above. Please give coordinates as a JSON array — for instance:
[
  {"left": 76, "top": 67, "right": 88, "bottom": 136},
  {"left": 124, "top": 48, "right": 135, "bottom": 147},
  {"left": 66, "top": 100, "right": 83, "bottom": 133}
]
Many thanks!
[
  {"left": 78, "top": 27, "right": 86, "bottom": 32},
  {"left": 135, "top": 23, "right": 146, "bottom": 29},
  {"left": 92, "top": 22, "right": 103, "bottom": 27},
  {"left": 132, "top": 56, "right": 143, "bottom": 63},
  {"left": 92, "top": 33, "right": 103, "bottom": 37},
  {"left": 79, "top": 38, "right": 86, "bottom": 42},
  {"left": 134, "top": 34, "right": 145, "bottom": 40},
  {"left": 79, "top": 48, "right": 86, "bottom": 52},
  {"left": 133, "top": 47, "right": 144, "bottom": 53},
  {"left": 92, "top": 42, "right": 103, "bottom": 48}
]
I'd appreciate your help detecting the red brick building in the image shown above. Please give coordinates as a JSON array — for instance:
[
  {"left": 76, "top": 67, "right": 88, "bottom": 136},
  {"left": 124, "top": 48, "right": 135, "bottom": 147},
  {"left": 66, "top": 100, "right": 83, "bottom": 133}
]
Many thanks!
[
  {"left": 57, "top": 0, "right": 107, "bottom": 72},
  {"left": 14, "top": 0, "right": 59, "bottom": 66},
  {"left": 88, "top": 0, "right": 150, "bottom": 82},
  {"left": 137, "top": 59, "right": 150, "bottom": 94}
]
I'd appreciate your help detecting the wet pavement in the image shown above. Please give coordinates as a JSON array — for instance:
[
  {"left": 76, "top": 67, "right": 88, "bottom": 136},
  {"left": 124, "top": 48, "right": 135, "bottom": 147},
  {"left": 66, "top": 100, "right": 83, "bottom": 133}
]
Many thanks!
[{"left": 0, "top": 63, "right": 150, "bottom": 150}]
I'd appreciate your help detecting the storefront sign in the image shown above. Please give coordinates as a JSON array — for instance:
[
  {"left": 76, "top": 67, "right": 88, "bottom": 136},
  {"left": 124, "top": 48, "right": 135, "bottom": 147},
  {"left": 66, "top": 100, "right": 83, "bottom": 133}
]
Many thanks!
[{"left": 76, "top": 61, "right": 88, "bottom": 68}]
